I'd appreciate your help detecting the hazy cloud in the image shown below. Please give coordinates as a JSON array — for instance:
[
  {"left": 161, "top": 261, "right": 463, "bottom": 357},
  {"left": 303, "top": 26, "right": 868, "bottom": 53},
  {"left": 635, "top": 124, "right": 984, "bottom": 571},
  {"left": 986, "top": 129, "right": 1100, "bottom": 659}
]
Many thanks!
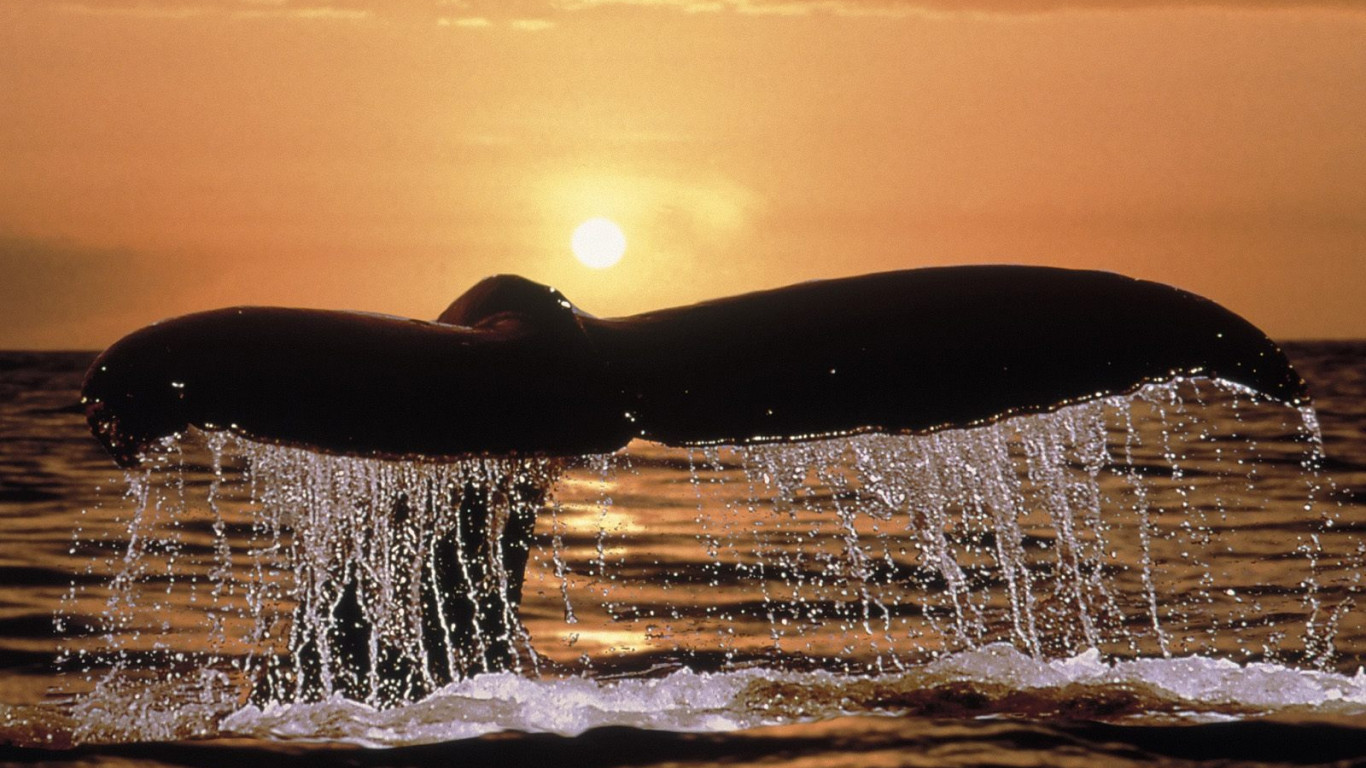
[
  {"left": 240, "top": 6, "right": 372, "bottom": 19},
  {"left": 435, "top": 14, "right": 555, "bottom": 30},
  {"left": 43, "top": 0, "right": 1366, "bottom": 22},
  {"left": 55, "top": 3, "right": 213, "bottom": 19},
  {"left": 55, "top": 1, "right": 374, "bottom": 21},
  {"left": 436, "top": 14, "right": 493, "bottom": 26},
  {"left": 555, "top": 0, "right": 1366, "bottom": 16}
]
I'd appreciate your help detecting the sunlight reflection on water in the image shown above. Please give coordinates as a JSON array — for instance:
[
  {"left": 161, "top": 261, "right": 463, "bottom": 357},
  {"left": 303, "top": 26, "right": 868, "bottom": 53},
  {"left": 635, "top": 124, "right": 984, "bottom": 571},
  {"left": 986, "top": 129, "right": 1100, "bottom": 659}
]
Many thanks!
[{"left": 1, "top": 344, "right": 1365, "bottom": 758}]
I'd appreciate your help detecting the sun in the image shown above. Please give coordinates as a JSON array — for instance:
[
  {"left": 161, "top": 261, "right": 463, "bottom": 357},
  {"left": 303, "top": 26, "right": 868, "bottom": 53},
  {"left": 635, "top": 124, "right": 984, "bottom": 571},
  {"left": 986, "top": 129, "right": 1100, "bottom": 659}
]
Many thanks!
[{"left": 571, "top": 217, "right": 626, "bottom": 269}]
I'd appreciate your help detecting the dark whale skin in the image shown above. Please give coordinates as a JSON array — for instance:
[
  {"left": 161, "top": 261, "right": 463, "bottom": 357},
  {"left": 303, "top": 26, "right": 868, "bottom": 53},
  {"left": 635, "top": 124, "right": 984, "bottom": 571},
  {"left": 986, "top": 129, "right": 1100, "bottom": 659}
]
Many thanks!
[
  {"left": 585, "top": 266, "right": 1308, "bottom": 448},
  {"left": 83, "top": 266, "right": 1308, "bottom": 467},
  {"left": 83, "top": 281, "right": 630, "bottom": 466}
]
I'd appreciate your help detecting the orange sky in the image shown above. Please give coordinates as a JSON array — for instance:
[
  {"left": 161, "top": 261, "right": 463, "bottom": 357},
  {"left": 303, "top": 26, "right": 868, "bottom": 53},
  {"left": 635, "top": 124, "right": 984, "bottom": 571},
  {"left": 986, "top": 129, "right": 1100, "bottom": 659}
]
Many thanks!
[{"left": 2, "top": 0, "right": 1364, "bottom": 348}]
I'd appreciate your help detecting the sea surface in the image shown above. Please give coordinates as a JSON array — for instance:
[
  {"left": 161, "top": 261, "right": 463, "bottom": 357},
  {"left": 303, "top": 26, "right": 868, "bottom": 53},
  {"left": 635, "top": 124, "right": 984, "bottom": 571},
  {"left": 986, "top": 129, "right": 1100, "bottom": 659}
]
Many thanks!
[{"left": 2, "top": 342, "right": 1366, "bottom": 767}]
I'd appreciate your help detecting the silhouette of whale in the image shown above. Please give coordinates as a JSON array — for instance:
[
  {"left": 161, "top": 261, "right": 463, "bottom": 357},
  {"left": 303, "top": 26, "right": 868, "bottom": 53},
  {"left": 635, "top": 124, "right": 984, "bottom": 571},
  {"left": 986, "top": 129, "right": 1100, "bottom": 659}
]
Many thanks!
[
  {"left": 80, "top": 265, "right": 1309, "bottom": 703},
  {"left": 83, "top": 265, "right": 1306, "bottom": 468}
]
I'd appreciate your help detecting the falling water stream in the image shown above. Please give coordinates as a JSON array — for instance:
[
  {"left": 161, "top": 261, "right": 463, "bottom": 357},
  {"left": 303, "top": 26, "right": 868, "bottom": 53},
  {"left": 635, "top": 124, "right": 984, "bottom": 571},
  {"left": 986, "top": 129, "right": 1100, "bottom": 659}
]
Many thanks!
[{"left": 43, "top": 376, "right": 1366, "bottom": 746}]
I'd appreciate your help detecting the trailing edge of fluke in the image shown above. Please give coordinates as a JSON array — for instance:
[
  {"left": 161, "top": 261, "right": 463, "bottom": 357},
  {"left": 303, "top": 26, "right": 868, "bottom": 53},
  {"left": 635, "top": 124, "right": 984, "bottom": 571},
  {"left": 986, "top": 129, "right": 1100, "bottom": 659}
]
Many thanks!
[{"left": 82, "top": 266, "right": 1309, "bottom": 468}]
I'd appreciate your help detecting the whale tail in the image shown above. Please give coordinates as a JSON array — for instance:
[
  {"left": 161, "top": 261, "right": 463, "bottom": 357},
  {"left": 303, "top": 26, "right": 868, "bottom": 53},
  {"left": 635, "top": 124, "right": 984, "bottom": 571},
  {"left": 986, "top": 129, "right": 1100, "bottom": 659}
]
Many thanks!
[
  {"left": 579, "top": 267, "right": 1308, "bottom": 448},
  {"left": 83, "top": 267, "right": 1307, "bottom": 468}
]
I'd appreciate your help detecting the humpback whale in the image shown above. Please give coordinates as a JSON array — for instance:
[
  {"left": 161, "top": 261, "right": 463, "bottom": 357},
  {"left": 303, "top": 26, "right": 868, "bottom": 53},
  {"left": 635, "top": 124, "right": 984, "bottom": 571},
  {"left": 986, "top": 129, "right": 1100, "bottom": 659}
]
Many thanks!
[
  {"left": 80, "top": 266, "right": 1309, "bottom": 701},
  {"left": 83, "top": 265, "right": 1306, "bottom": 467}
]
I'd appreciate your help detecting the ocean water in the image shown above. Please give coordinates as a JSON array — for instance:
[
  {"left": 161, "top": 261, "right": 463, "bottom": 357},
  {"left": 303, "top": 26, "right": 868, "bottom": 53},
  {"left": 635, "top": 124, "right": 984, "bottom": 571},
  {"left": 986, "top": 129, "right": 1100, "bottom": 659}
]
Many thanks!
[{"left": 1, "top": 342, "right": 1365, "bottom": 767}]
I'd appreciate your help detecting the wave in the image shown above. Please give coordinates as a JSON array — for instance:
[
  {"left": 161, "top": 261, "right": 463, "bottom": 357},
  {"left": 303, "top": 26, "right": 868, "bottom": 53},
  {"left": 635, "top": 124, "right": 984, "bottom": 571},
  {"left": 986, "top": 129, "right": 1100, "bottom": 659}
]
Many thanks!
[{"left": 220, "top": 644, "right": 1366, "bottom": 748}]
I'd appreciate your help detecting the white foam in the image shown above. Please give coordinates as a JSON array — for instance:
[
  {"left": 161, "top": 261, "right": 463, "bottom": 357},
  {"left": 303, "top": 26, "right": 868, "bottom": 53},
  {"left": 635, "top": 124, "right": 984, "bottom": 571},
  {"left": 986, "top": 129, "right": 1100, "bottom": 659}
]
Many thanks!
[
  {"left": 925, "top": 643, "right": 1366, "bottom": 712},
  {"left": 221, "top": 668, "right": 766, "bottom": 746},
  {"left": 220, "top": 646, "right": 1366, "bottom": 746}
]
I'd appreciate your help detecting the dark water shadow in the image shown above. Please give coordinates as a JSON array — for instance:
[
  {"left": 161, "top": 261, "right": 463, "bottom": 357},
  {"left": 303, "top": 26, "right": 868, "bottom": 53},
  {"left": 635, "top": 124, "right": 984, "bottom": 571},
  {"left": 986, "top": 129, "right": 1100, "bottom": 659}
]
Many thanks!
[{"left": 6, "top": 717, "right": 1366, "bottom": 768}]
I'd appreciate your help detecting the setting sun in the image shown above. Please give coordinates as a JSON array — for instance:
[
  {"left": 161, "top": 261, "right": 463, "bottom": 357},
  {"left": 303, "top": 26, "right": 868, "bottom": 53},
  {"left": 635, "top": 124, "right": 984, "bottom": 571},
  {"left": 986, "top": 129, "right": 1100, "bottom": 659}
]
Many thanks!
[{"left": 571, "top": 217, "right": 626, "bottom": 269}]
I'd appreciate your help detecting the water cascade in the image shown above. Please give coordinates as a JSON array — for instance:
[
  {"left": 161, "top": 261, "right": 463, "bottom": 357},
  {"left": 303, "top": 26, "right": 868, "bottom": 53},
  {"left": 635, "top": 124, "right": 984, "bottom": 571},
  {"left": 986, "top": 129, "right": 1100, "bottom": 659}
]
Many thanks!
[{"left": 58, "top": 376, "right": 1359, "bottom": 741}]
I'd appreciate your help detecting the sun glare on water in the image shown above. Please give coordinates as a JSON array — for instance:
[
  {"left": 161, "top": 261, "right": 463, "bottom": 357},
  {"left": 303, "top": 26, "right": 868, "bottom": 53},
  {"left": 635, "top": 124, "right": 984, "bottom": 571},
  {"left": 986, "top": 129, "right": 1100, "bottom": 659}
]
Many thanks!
[{"left": 572, "top": 217, "right": 627, "bottom": 269}]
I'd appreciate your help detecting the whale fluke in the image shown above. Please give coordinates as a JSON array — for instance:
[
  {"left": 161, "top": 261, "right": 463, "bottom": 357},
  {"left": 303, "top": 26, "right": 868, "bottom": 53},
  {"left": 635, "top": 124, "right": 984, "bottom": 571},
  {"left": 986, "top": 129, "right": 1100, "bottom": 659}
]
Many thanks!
[
  {"left": 83, "top": 266, "right": 1307, "bottom": 468},
  {"left": 79, "top": 265, "right": 1311, "bottom": 704},
  {"left": 589, "top": 266, "right": 1308, "bottom": 448}
]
